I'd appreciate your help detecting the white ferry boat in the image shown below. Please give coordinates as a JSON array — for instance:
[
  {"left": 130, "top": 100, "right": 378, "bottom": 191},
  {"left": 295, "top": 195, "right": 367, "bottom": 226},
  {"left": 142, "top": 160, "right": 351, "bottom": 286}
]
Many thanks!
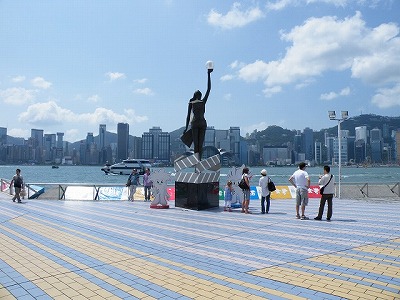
[{"left": 101, "top": 159, "right": 152, "bottom": 175}]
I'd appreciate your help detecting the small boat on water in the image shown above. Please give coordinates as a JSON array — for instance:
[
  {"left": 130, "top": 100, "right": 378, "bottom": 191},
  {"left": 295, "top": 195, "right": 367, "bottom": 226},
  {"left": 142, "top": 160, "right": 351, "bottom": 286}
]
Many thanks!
[
  {"left": 101, "top": 159, "right": 151, "bottom": 175},
  {"left": 52, "top": 165, "right": 59, "bottom": 169}
]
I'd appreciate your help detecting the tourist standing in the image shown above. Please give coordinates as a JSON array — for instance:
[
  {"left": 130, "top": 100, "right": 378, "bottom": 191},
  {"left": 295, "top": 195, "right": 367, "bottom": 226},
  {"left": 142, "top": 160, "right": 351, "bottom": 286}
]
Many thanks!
[
  {"left": 259, "top": 169, "right": 270, "bottom": 214},
  {"left": 241, "top": 167, "right": 251, "bottom": 214},
  {"left": 127, "top": 169, "right": 140, "bottom": 201},
  {"left": 289, "top": 162, "right": 310, "bottom": 220},
  {"left": 143, "top": 168, "right": 153, "bottom": 202},
  {"left": 224, "top": 181, "right": 234, "bottom": 212},
  {"left": 10, "top": 168, "right": 24, "bottom": 203},
  {"left": 315, "top": 165, "right": 335, "bottom": 221}
]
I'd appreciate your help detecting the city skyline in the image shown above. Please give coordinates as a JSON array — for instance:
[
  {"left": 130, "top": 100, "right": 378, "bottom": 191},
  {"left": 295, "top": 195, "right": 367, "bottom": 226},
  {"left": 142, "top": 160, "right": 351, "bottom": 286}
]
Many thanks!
[
  {"left": 1, "top": 1, "right": 399, "bottom": 142},
  {"left": 1, "top": 113, "right": 398, "bottom": 166},
  {"left": 1, "top": 112, "right": 400, "bottom": 144}
]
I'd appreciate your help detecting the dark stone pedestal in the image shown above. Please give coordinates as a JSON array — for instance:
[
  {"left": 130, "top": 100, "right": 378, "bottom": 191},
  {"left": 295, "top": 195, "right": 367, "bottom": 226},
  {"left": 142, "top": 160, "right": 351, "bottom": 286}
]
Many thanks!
[{"left": 175, "top": 182, "right": 219, "bottom": 210}]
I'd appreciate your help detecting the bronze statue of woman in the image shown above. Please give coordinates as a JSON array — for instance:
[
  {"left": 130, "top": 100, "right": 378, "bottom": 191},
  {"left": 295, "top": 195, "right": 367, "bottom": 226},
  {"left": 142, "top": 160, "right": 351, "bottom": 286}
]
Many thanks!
[{"left": 183, "top": 68, "right": 213, "bottom": 159}]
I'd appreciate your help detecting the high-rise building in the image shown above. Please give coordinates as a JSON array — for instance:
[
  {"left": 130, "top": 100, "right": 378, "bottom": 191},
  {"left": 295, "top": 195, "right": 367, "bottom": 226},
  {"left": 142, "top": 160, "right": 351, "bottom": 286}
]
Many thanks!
[
  {"left": 142, "top": 127, "right": 170, "bottom": 162},
  {"left": 314, "top": 141, "right": 322, "bottom": 165},
  {"left": 31, "top": 129, "right": 44, "bottom": 163},
  {"left": 0, "top": 127, "right": 7, "bottom": 145},
  {"left": 31, "top": 129, "right": 44, "bottom": 148},
  {"left": 99, "top": 124, "right": 107, "bottom": 164},
  {"left": 302, "top": 127, "right": 314, "bottom": 161},
  {"left": 99, "top": 124, "right": 106, "bottom": 150},
  {"left": 44, "top": 133, "right": 56, "bottom": 161},
  {"left": 326, "top": 136, "right": 335, "bottom": 163},
  {"left": 205, "top": 126, "right": 216, "bottom": 147},
  {"left": 229, "top": 127, "right": 241, "bottom": 163},
  {"left": 355, "top": 126, "right": 368, "bottom": 141},
  {"left": 215, "top": 129, "right": 229, "bottom": 149},
  {"left": 56, "top": 132, "right": 64, "bottom": 149},
  {"left": 142, "top": 132, "right": 154, "bottom": 159},
  {"left": 395, "top": 130, "right": 400, "bottom": 163},
  {"left": 370, "top": 128, "right": 383, "bottom": 163},
  {"left": 117, "top": 123, "right": 129, "bottom": 162},
  {"left": 333, "top": 130, "right": 348, "bottom": 165},
  {"left": 355, "top": 126, "right": 368, "bottom": 163},
  {"left": 158, "top": 132, "right": 170, "bottom": 161},
  {"left": 86, "top": 132, "right": 94, "bottom": 148}
]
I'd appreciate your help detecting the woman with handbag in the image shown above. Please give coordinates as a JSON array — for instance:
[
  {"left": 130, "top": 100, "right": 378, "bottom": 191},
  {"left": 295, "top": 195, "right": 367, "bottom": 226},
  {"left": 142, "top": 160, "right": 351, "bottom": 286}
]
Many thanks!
[
  {"left": 315, "top": 165, "right": 335, "bottom": 221},
  {"left": 241, "top": 167, "right": 251, "bottom": 214},
  {"left": 127, "top": 169, "right": 139, "bottom": 202}
]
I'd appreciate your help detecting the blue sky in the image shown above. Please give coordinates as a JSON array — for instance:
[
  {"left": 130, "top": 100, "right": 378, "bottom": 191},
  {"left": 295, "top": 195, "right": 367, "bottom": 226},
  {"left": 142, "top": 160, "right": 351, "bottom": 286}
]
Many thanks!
[{"left": 1, "top": 0, "right": 399, "bottom": 142}]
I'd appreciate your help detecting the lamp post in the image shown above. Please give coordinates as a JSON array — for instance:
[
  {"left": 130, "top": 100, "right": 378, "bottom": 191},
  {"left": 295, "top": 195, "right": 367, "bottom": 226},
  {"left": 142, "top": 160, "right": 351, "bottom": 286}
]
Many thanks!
[{"left": 328, "top": 111, "right": 349, "bottom": 199}]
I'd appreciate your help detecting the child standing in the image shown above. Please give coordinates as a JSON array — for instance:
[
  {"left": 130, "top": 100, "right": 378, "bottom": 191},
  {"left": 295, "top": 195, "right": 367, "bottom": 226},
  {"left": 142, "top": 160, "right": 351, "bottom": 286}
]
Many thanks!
[{"left": 224, "top": 181, "right": 234, "bottom": 212}]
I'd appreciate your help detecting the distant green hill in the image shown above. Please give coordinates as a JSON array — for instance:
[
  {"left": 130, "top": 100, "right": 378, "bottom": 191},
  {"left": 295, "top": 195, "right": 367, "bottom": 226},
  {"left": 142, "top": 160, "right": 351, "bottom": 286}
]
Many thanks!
[{"left": 248, "top": 114, "right": 400, "bottom": 147}]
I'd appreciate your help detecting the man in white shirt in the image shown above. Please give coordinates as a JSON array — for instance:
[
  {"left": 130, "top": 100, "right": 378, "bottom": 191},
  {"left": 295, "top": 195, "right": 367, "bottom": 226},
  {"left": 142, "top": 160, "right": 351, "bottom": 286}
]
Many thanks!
[
  {"left": 258, "top": 169, "right": 270, "bottom": 214},
  {"left": 289, "top": 162, "right": 310, "bottom": 220},
  {"left": 315, "top": 165, "right": 335, "bottom": 221}
]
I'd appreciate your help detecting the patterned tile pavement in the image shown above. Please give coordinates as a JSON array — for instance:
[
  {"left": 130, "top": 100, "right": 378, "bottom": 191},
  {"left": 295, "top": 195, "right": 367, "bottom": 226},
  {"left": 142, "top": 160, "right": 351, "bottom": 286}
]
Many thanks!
[{"left": 0, "top": 192, "right": 399, "bottom": 300}]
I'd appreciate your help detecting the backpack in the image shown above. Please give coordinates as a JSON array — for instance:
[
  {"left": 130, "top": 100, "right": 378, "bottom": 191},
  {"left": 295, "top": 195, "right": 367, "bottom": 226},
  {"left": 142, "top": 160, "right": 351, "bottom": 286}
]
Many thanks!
[
  {"left": 14, "top": 176, "right": 23, "bottom": 188},
  {"left": 267, "top": 178, "right": 276, "bottom": 192},
  {"left": 238, "top": 177, "right": 249, "bottom": 190}
]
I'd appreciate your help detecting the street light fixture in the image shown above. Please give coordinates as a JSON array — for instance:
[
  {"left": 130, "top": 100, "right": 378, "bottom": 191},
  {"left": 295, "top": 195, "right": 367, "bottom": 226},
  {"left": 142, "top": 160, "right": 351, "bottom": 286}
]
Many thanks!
[{"left": 328, "top": 110, "right": 349, "bottom": 199}]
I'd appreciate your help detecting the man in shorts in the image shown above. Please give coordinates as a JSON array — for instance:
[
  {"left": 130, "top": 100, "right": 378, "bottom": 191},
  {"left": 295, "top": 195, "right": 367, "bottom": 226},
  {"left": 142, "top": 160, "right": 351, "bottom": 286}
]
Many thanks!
[{"left": 289, "top": 162, "right": 310, "bottom": 220}]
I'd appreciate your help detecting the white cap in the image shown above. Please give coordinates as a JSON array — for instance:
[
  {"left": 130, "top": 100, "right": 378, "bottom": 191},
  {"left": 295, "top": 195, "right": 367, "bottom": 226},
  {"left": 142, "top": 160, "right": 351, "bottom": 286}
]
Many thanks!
[{"left": 261, "top": 169, "right": 267, "bottom": 175}]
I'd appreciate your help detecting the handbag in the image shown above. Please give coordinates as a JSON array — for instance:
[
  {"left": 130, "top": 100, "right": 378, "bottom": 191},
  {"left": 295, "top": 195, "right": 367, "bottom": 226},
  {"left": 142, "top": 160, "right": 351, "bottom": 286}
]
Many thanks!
[
  {"left": 126, "top": 176, "right": 132, "bottom": 187},
  {"left": 267, "top": 178, "right": 276, "bottom": 192},
  {"left": 320, "top": 175, "right": 333, "bottom": 194},
  {"left": 238, "top": 177, "right": 249, "bottom": 190}
]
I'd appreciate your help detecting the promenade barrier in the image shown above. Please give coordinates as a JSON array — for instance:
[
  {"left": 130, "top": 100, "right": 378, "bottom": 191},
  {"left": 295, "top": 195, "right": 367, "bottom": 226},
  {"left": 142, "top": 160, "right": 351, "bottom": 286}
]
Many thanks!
[
  {"left": 0, "top": 179, "right": 44, "bottom": 199},
  {"left": 1, "top": 179, "right": 399, "bottom": 201}
]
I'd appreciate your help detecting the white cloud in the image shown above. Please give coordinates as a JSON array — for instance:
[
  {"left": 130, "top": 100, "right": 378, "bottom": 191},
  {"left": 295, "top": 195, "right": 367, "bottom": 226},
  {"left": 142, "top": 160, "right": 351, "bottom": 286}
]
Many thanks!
[
  {"left": 371, "top": 84, "right": 400, "bottom": 108},
  {"left": 237, "top": 12, "right": 400, "bottom": 98},
  {"left": 242, "top": 121, "right": 269, "bottom": 135},
  {"left": 220, "top": 74, "right": 234, "bottom": 81},
  {"left": 265, "top": 0, "right": 379, "bottom": 11},
  {"left": 320, "top": 86, "right": 351, "bottom": 100},
  {"left": 263, "top": 86, "right": 282, "bottom": 97},
  {"left": 31, "top": 77, "right": 52, "bottom": 89},
  {"left": 230, "top": 60, "right": 246, "bottom": 69},
  {"left": 105, "top": 72, "right": 126, "bottom": 81},
  {"left": 134, "top": 78, "right": 148, "bottom": 84},
  {"left": 12, "top": 76, "right": 26, "bottom": 83},
  {"left": 8, "top": 128, "right": 29, "bottom": 139},
  {"left": 351, "top": 23, "right": 400, "bottom": 85},
  {"left": 0, "top": 87, "right": 36, "bottom": 105},
  {"left": 19, "top": 101, "right": 75, "bottom": 125},
  {"left": 65, "top": 129, "right": 80, "bottom": 142},
  {"left": 238, "top": 60, "right": 270, "bottom": 82},
  {"left": 207, "top": 3, "right": 264, "bottom": 30},
  {"left": 134, "top": 87, "right": 154, "bottom": 95},
  {"left": 18, "top": 101, "right": 148, "bottom": 126},
  {"left": 88, "top": 94, "right": 100, "bottom": 102}
]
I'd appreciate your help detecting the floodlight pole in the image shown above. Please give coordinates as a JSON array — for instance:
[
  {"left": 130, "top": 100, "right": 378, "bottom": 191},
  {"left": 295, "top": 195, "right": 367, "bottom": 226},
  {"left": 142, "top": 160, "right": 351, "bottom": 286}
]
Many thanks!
[{"left": 329, "top": 111, "right": 348, "bottom": 199}]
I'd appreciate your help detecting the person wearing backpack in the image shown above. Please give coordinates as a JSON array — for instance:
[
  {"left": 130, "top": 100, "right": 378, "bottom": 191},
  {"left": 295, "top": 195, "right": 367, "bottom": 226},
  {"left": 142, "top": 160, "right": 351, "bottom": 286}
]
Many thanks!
[
  {"left": 259, "top": 169, "right": 270, "bottom": 214},
  {"left": 10, "top": 168, "right": 24, "bottom": 203}
]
